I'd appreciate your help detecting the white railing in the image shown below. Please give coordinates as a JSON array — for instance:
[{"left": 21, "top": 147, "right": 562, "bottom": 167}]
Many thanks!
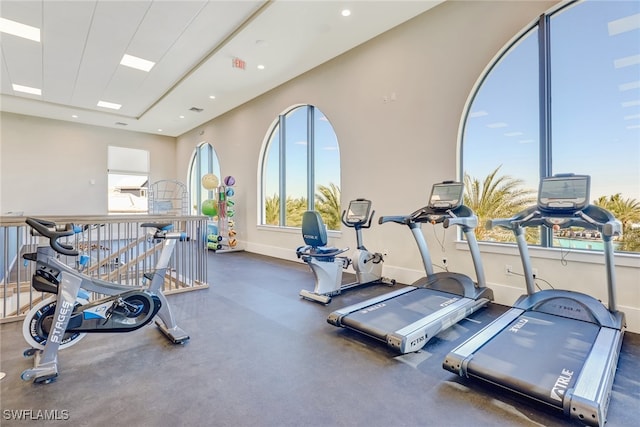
[{"left": 0, "top": 215, "right": 209, "bottom": 322}]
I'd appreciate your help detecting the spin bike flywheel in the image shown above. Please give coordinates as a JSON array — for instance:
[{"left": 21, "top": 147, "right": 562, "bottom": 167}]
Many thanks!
[{"left": 22, "top": 296, "right": 88, "bottom": 350}]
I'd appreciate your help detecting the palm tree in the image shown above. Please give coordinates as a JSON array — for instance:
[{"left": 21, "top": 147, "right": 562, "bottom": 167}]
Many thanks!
[
  {"left": 464, "top": 166, "right": 537, "bottom": 242},
  {"left": 285, "top": 196, "right": 307, "bottom": 227},
  {"left": 594, "top": 193, "right": 640, "bottom": 252},
  {"left": 264, "top": 194, "right": 280, "bottom": 225},
  {"left": 315, "top": 183, "right": 341, "bottom": 230}
]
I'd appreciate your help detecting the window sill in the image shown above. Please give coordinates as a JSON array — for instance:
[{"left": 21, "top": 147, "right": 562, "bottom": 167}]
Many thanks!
[
  {"left": 455, "top": 240, "right": 640, "bottom": 268},
  {"left": 257, "top": 224, "right": 343, "bottom": 238}
]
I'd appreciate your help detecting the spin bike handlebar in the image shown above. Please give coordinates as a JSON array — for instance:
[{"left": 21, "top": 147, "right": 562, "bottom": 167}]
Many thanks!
[
  {"left": 25, "top": 218, "right": 79, "bottom": 256},
  {"left": 26, "top": 218, "right": 189, "bottom": 258}
]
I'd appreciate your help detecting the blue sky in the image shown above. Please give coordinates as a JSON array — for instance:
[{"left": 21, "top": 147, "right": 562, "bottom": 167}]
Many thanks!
[
  {"left": 266, "top": 1, "right": 639, "bottom": 205},
  {"left": 465, "top": 0, "right": 639, "bottom": 202}
]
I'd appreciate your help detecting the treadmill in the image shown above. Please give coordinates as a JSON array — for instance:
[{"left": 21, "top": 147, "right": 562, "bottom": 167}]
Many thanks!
[
  {"left": 327, "top": 181, "right": 494, "bottom": 354},
  {"left": 443, "top": 174, "right": 625, "bottom": 427}
]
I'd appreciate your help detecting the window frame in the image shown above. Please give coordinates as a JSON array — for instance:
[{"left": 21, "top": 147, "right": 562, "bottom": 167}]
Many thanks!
[
  {"left": 458, "top": 0, "right": 640, "bottom": 257},
  {"left": 259, "top": 104, "right": 341, "bottom": 230}
]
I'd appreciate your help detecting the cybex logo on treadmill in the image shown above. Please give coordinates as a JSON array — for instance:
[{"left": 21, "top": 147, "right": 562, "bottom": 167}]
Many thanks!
[
  {"left": 550, "top": 368, "right": 574, "bottom": 401},
  {"left": 361, "top": 303, "right": 386, "bottom": 314},
  {"left": 508, "top": 318, "right": 528, "bottom": 333},
  {"left": 440, "top": 297, "right": 459, "bottom": 308}
]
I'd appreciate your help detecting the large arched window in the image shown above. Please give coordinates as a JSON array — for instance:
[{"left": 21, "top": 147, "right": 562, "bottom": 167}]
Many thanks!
[
  {"left": 260, "top": 104, "right": 341, "bottom": 230},
  {"left": 462, "top": 0, "right": 640, "bottom": 253},
  {"left": 188, "top": 142, "right": 221, "bottom": 215}
]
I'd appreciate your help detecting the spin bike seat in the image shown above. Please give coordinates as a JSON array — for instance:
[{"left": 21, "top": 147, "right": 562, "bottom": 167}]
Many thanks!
[{"left": 141, "top": 223, "right": 173, "bottom": 231}]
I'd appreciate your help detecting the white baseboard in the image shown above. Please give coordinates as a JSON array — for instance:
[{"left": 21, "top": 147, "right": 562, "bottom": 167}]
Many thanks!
[{"left": 241, "top": 247, "right": 640, "bottom": 334}]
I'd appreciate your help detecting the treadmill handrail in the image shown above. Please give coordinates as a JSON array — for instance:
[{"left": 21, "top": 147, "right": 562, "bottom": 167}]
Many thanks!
[
  {"left": 487, "top": 203, "right": 622, "bottom": 313},
  {"left": 443, "top": 215, "right": 478, "bottom": 231},
  {"left": 378, "top": 215, "right": 410, "bottom": 226},
  {"left": 379, "top": 204, "right": 487, "bottom": 288},
  {"left": 487, "top": 206, "right": 622, "bottom": 237}
]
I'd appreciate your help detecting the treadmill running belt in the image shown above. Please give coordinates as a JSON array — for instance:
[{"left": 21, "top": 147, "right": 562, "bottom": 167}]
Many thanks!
[
  {"left": 466, "top": 311, "right": 600, "bottom": 408},
  {"left": 340, "top": 288, "right": 462, "bottom": 340}
]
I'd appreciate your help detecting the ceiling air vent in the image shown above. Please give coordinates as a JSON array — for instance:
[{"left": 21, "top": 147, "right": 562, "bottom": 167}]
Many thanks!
[
  {"left": 189, "top": 107, "right": 203, "bottom": 113},
  {"left": 115, "top": 122, "right": 128, "bottom": 126}
]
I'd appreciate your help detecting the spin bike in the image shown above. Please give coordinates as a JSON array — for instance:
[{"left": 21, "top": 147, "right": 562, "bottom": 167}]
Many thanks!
[
  {"left": 297, "top": 198, "right": 394, "bottom": 304},
  {"left": 20, "top": 217, "right": 190, "bottom": 384}
]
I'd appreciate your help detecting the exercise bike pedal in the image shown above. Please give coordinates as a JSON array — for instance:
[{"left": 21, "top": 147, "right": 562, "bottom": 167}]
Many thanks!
[
  {"left": 34, "top": 374, "right": 58, "bottom": 384},
  {"left": 23, "top": 347, "right": 38, "bottom": 358}
]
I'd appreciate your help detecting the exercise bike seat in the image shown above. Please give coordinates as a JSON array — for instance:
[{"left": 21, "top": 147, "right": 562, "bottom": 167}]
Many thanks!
[
  {"left": 141, "top": 222, "right": 173, "bottom": 232},
  {"left": 296, "top": 211, "right": 348, "bottom": 260}
]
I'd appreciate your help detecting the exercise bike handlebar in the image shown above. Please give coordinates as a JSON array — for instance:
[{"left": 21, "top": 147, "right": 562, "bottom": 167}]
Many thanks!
[
  {"left": 25, "top": 217, "right": 79, "bottom": 256},
  {"left": 341, "top": 209, "right": 375, "bottom": 229}
]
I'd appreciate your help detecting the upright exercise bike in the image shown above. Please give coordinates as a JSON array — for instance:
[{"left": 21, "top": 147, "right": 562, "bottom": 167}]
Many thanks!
[
  {"left": 20, "top": 217, "right": 190, "bottom": 384},
  {"left": 297, "top": 199, "right": 394, "bottom": 304}
]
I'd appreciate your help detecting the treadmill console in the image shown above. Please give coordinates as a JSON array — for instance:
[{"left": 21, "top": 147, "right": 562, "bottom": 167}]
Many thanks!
[
  {"left": 345, "top": 199, "right": 371, "bottom": 225},
  {"left": 538, "top": 174, "right": 590, "bottom": 212},
  {"left": 428, "top": 181, "right": 464, "bottom": 211}
]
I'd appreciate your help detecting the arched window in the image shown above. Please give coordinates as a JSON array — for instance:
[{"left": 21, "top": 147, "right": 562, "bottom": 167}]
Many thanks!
[
  {"left": 188, "top": 142, "right": 221, "bottom": 215},
  {"left": 260, "top": 104, "right": 341, "bottom": 230},
  {"left": 462, "top": 0, "right": 640, "bottom": 253}
]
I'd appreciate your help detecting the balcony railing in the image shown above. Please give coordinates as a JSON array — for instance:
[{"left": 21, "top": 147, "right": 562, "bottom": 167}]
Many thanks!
[{"left": 0, "top": 215, "right": 209, "bottom": 322}]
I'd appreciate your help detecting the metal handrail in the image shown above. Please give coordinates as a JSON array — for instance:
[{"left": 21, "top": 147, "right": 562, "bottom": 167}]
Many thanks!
[{"left": 0, "top": 215, "right": 209, "bottom": 322}]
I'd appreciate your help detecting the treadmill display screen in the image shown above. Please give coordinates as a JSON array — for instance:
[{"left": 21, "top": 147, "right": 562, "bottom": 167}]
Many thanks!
[
  {"left": 538, "top": 175, "right": 590, "bottom": 211},
  {"left": 346, "top": 200, "right": 371, "bottom": 222},
  {"left": 428, "top": 182, "right": 464, "bottom": 210}
]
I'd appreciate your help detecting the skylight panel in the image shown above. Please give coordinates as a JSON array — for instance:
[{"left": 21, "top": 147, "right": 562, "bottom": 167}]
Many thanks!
[
  {"left": 12, "top": 84, "right": 41, "bottom": 95},
  {"left": 0, "top": 17, "right": 40, "bottom": 42},
  {"left": 120, "top": 54, "right": 155, "bottom": 72}
]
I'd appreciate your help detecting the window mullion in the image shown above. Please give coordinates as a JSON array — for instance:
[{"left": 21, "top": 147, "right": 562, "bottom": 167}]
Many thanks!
[
  {"left": 278, "top": 115, "right": 287, "bottom": 226},
  {"left": 538, "top": 13, "right": 552, "bottom": 247},
  {"left": 307, "top": 106, "right": 315, "bottom": 211}
]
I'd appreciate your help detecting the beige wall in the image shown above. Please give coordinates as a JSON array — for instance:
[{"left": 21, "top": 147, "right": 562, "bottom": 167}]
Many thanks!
[
  {"left": 1, "top": 112, "right": 176, "bottom": 215},
  {"left": 2, "top": 1, "right": 638, "bottom": 331},
  {"left": 176, "top": 0, "right": 639, "bottom": 331}
]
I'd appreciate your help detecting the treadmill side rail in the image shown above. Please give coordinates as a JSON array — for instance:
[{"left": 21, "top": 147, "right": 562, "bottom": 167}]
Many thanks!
[
  {"left": 566, "top": 327, "right": 625, "bottom": 427},
  {"left": 443, "top": 308, "right": 524, "bottom": 376},
  {"left": 390, "top": 297, "right": 491, "bottom": 353}
]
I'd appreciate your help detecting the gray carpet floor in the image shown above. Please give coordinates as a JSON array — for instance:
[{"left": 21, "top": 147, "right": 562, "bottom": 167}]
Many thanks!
[{"left": 1, "top": 251, "right": 638, "bottom": 426}]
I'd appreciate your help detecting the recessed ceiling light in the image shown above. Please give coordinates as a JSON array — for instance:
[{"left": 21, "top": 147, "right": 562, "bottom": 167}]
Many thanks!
[
  {"left": 209, "top": 95, "right": 216, "bottom": 99},
  {"left": 12, "top": 84, "right": 41, "bottom": 95},
  {"left": 257, "top": 64, "right": 265, "bottom": 70},
  {"left": 0, "top": 17, "right": 40, "bottom": 42},
  {"left": 120, "top": 54, "right": 155, "bottom": 72},
  {"left": 341, "top": 9, "right": 351, "bottom": 17},
  {"left": 97, "top": 100, "right": 122, "bottom": 110},
  {"left": 71, "top": 114, "right": 78, "bottom": 118},
  {"left": 179, "top": 115, "right": 185, "bottom": 119},
  {"left": 158, "top": 129, "right": 163, "bottom": 132}
]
